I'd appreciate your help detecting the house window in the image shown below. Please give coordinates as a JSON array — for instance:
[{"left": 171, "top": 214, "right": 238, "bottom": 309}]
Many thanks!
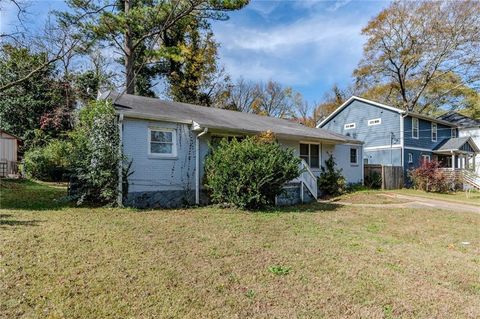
[
  {"left": 300, "top": 143, "right": 319, "bottom": 168},
  {"left": 408, "top": 153, "right": 413, "bottom": 163},
  {"left": 350, "top": 148, "right": 358, "bottom": 165},
  {"left": 149, "top": 128, "right": 176, "bottom": 156},
  {"left": 451, "top": 128, "right": 457, "bottom": 138},
  {"left": 368, "top": 118, "right": 381, "bottom": 126},
  {"left": 421, "top": 154, "right": 430, "bottom": 162},
  {"left": 431, "top": 123, "right": 437, "bottom": 142},
  {"left": 344, "top": 123, "right": 356, "bottom": 130},
  {"left": 412, "top": 118, "right": 419, "bottom": 139}
]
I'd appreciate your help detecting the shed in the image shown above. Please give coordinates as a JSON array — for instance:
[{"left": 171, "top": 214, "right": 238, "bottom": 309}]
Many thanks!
[{"left": 0, "top": 129, "right": 21, "bottom": 177}]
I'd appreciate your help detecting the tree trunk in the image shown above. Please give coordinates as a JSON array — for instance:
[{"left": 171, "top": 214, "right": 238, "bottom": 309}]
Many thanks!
[{"left": 124, "top": 0, "right": 135, "bottom": 95}]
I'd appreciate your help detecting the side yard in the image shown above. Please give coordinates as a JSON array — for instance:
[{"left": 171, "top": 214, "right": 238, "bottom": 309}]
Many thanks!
[{"left": 1, "top": 180, "right": 479, "bottom": 318}]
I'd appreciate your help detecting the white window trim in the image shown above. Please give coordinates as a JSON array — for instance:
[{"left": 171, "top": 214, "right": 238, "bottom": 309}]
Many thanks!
[
  {"left": 412, "top": 117, "right": 419, "bottom": 139},
  {"left": 350, "top": 147, "right": 359, "bottom": 165},
  {"left": 367, "top": 118, "right": 381, "bottom": 126},
  {"left": 451, "top": 128, "right": 457, "bottom": 138},
  {"left": 344, "top": 122, "right": 356, "bottom": 130},
  {"left": 431, "top": 123, "right": 437, "bottom": 142},
  {"left": 408, "top": 153, "right": 413, "bottom": 163},
  {"left": 148, "top": 127, "right": 177, "bottom": 158},
  {"left": 421, "top": 154, "right": 430, "bottom": 162}
]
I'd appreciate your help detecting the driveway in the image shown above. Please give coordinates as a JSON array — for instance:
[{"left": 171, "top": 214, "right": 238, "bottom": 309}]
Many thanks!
[{"left": 323, "top": 193, "right": 480, "bottom": 214}]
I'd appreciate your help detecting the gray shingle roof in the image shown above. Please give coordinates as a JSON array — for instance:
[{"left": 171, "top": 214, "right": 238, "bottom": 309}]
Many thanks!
[
  {"left": 437, "top": 112, "right": 480, "bottom": 128},
  {"left": 102, "top": 92, "right": 361, "bottom": 144},
  {"left": 434, "top": 137, "right": 479, "bottom": 152}
]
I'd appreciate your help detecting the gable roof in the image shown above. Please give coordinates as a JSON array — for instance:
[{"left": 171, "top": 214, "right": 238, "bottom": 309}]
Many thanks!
[
  {"left": 434, "top": 137, "right": 480, "bottom": 153},
  {"left": 437, "top": 112, "right": 480, "bottom": 128},
  {"left": 318, "top": 96, "right": 457, "bottom": 128},
  {"left": 0, "top": 129, "right": 21, "bottom": 140},
  {"left": 102, "top": 92, "right": 361, "bottom": 144}
]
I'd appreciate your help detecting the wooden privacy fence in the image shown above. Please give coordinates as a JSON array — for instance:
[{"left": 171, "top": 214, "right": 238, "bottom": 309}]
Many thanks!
[{"left": 364, "top": 164, "right": 404, "bottom": 190}]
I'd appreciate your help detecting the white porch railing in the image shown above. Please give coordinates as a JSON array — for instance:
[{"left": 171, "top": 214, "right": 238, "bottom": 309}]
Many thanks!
[
  {"left": 298, "top": 159, "right": 318, "bottom": 200},
  {"left": 439, "top": 168, "right": 480, "bottom": 190}
]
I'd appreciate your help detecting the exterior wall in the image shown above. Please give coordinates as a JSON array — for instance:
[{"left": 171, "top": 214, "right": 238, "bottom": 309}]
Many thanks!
[
  {"left": 459, "top": 127, "right": 480, "bottom": 174},
  {"left": 122, "top": 117, "right": 363, "bottom": 207},
  {"left": 364, "top": 148, "right": 402, "bottom": 166},
  {"left": 331, "top": 144, "right": 363, "bottom": 184},
  {"left": 321, "top": 100, "right": 401, "bottom": 148},
  {"left": 404, "top": 116, "right": 454, "bottom": 149},
  {"left": 0, "top": 135, "right": 18, "bottom": 162}
]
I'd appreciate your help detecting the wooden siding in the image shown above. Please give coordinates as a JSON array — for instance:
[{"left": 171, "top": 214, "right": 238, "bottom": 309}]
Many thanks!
[{"left": 404, "top": 115, "right": 454, "bottom": 149}]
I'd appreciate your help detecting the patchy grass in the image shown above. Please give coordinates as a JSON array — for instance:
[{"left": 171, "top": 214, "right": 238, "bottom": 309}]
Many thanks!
[
  {"left": 333, "top": 190, "right": 408, "bottom": 204},
  {"left": 390, "top": 188, "right": 480, "bottom": 206},
  {"left": 1, "top": 180, "right": 480, "bottom": 318}
]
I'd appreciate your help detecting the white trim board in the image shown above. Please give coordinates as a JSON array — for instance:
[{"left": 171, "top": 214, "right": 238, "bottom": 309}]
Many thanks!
[
  {"left": 404, "top": 146, "right": 433, "bottom": 152},
  {"left": 364, "top": 145, "right": 402, "bottom": 151}
]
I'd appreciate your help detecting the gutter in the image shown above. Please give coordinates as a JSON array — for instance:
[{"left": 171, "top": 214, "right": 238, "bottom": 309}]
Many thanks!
[
  {"left": 117, "top": 112, "right": 124, "bottom": 207},
  {"left": 195, "top": 128, "right": 209, "bottom": 205}
]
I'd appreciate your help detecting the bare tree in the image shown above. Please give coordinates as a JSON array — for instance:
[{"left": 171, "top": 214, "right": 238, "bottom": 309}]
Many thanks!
[{"left": 354, "top": 0, "right": 480, "bottom": 113}]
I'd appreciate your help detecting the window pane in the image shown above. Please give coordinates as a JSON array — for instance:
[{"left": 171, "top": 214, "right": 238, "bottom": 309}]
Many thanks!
[
  {"left": 151, "top": 131, "right": 172, "bottom": 143},
  {"left": 300, "top": 144, "right": 309, "bottom": 156},
  {"left": 310, "top": 156, "right": 319, "bottom": 168},
  {"left": 350, "top": 148, "right": 357, "bottom": 163},
  {"left": 151, "top": 143, "right": 172, "bottom": 154}
]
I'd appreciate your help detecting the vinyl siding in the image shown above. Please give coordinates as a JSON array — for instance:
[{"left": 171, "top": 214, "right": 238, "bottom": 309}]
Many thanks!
[
  {"left": 404, "top": 116, "right": 454, "bottom": 149},
  {"left": 123, "top": 118, "right": 198, "bottom": 193},
  {"left": 321, "top": 100, "right": 401, "bottom": 148},
  {"left": 364, "top": 149, "right": 402, "bottom": 166},
  {"left": 123, "top": 117, "right": 364, "bottom": 195}
]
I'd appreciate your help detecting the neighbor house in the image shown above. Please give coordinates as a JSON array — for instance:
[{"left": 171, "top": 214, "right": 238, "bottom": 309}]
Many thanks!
[
  {"left": 438, "top": 112, "right": 480, "bottom": 176},
  {"left": 101, "top": 92, "right": 363, "bottom": 208},
  {"left": 0, "top": 129, "right": 21, "bottom": 177},
  {"left": 318, "top": 96, "right": 479, "bottom": 186}
]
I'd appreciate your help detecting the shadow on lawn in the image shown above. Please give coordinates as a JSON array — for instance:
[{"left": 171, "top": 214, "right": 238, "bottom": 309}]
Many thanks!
[
  {"left": 0, "top": 213, "right": 42, "bottom": 228},
  {"left": 0, "top": 179, "right": 71, "bottom": 211},
  {"left": 265, "top": 201, "right": 343, "bottom": 213}
]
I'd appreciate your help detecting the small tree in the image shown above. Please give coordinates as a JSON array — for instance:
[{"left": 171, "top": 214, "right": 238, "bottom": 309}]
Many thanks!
[
  {"left": 204, "top": 135, "right": 300, "bottom": 209},
  {"left": 318, "top": 154, "right": 346, "bottom": 196},
  {"left": 70, "top": 100, "right": 121, "bottom": 205},
  {"left": 408, "top": 160, "right": 449, "bottom": 193}
]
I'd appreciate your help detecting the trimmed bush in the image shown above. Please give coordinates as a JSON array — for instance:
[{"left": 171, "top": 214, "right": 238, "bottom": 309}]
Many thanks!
[
  {"left": 318, "top": 154, "right": 346, "bottom": 196},
  {"left": 204, "top": 135, "right": 300, "bottom": 209},
  {"left": 408, "top": 160, "right": 449, "bottom": 193},
  {"left": 24, "top": 139, "right": 72, "bottom": 182}
]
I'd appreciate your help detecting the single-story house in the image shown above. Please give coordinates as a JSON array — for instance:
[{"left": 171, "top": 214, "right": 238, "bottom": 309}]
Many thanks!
[
  {"left": 101, "top": 92, "right": 364, "bottom": 208},
  {"left": 0, "top": 129, "right": 21, "bottom": 177}
]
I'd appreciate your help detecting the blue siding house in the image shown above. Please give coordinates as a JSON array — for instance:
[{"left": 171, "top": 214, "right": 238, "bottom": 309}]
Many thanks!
[
  {"left": 319, "top": 96, "right": 479, "bottom": 178},
  {"left": 102, "top": 92, "right": 364, "bottom": 208}
]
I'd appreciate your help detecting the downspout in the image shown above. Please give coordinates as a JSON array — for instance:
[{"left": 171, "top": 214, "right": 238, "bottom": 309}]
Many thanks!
[
  {"left": 195, "top": 128, "right": 208, "bottom": 205},
  {"left": 400, "top": 113, "right": 407, "bottom": 169},
  {"left": 117, "top": 112, "right": 124, "bottom": 207}
]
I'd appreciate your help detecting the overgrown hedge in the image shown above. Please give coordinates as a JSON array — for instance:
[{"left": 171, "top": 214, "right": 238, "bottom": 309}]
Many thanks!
[
  {"left": 24, "top": 139, "right": 72, "bottom": 182},
  {"left": 204, "top": 135, "right": 300, "bottom": 209}
]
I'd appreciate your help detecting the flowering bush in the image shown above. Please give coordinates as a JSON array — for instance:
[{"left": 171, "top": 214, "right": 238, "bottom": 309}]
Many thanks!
[{"left": 408, "top": 160, "right": 449, "bottom": 193}]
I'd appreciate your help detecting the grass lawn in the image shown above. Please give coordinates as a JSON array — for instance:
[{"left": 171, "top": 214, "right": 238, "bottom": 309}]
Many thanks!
[
  {"left": 390, "top": 188, "right": 480, "bottom": 206},
  {"left": 332, "top": 190, "right": 408, "bottom": 205},
  {"left": 1, "top": 180, "right": 480, "bottom": 318}
]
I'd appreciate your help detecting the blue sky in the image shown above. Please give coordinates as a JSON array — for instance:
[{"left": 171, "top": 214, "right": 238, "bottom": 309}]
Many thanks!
[{"left": 1, "top": 0, "right": 389, "bottom": 102}]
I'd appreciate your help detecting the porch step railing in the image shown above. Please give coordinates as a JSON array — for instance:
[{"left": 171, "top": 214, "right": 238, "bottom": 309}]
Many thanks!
[
  {"left": 440, "top": 168, "right": 480, "bottom": 190},
  {"left": 298, "top": 159, "right": 318, "bottom": 200}
]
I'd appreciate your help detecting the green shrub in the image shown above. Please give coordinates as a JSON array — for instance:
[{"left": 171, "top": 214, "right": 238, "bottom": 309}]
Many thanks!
[
  {"left": 318, "top": 154, "right": 346, "bottom": 196},
  {"left": 364, "top": 171, "right": 382, "bottom": 189},
  {"left": 204, "top": 135, "right": 300, "bottom": 209},
  {"left": 23, "top": 139, "right": 72, "bottom": 182},
  {"left": 69, "top": 100, "right": 122, "bottom": 205}
]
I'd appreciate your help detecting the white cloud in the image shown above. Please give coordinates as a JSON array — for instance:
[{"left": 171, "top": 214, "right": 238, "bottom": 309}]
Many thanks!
[{"left": 213, "top": 7, "right": 370, "bottom": 87}]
